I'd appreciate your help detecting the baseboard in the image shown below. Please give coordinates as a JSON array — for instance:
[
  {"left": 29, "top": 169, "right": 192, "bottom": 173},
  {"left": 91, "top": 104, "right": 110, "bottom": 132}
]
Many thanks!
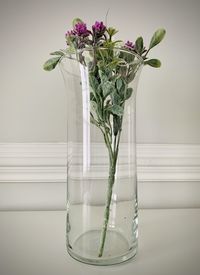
[{"left": 0, "top": 143, "right": 200, "bottom": 210}]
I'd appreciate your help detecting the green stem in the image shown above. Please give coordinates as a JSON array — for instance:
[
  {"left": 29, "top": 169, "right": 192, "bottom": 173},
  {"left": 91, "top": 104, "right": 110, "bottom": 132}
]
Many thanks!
[
  {"left": 98, "top": 152, "right": 117, "bottom": 257},
  {"left": 98, "top": 129, "right": 121, "bottom": 258}
]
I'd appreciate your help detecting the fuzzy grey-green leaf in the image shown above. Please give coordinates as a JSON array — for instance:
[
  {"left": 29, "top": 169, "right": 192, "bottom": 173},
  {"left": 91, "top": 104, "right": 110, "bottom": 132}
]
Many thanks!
[
  {"left": 107, "top": 27, "right": 118, "bottom": 37},
  {"left": 113, "top": 115, "right": 121, "bottom": 136},
  {"left": 99, "top": 69, "right": 108, "bottom": 83},
  {"left": 116, "top": 78, "right": 123, "bottom": 91},
  {"left": 135, "top": 36, "right": 143, "bottom": 54},
  {"left": 127, "top": 70, "right": 135, "bottom": 83},
  {"left": 117, "top": 79, "right": 127, "bottom": 98},
  {"left": 111, "top": 92, "right": 121, "bottom": 105},
  {"left": 108, "top": 105, "right": 124, "bottom": 116},
  {"left": 144, "top": 59, "right": 161, "bottom": 68},
  {"left": 102, "top": 81, "right": 115, "bottom": 98},
  {"left": 125, "top": 87, "right": 133, "bottom": 100},
  {"left": 90, "top": 100, "right": 98, "bottom": 120},
  {"left": 43, "top": 57, "right": 61, "bottom": 71},
  {"left": 89, "top": 74, "right": 99, "bottom": 91},
  {"left": 50, "top": 51, "right": 65, "bottom": 56},
  {"left": 90, "top": 114, "right": 99, "bottom": 127},
  {"left": 149, "top": 29, "right": 166, "bottom": 50}
]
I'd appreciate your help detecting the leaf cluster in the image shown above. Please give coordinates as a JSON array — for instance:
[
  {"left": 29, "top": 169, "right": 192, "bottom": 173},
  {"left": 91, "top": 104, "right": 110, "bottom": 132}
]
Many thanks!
[
  {"left": 89, "top": 48, "right": 136, "bottom": 138},
  {"left": 133, "top": 29, "right": 166, "bottom": 68}
]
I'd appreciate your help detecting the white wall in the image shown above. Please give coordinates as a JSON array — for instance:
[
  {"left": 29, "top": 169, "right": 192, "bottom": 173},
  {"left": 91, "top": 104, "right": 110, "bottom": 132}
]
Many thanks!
[{"left": 0, "top": 0, "right": 200, "bottom": 143}]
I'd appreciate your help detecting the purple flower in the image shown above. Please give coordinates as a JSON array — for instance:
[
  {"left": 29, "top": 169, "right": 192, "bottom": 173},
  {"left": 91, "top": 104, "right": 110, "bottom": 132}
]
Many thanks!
[
  {"left": 92, "top": 21, "right": 106, "bottom": 35},
  {"left": 65, "top": 30, "right": 76, "bottom": 37},
  {"left": 74, "top": 22, "right": 90, "bottom": 37},
  {"left": 125, "top": 40, "right": 135, "bottom": 49},
  {"left": 65, "top": 30, "right": 77, "bottom": 45}
]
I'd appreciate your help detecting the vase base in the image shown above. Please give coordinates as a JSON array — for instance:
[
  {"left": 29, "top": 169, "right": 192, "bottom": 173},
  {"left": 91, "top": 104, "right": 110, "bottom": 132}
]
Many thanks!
[{"left": 67, "top": 229, "right": 137, "bottom": 265}]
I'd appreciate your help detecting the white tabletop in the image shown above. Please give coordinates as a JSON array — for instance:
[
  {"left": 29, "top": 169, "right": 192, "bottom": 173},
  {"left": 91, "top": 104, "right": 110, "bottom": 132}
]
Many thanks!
[{"left": 0, "top": 209, "right": 200, "bottom": 275}]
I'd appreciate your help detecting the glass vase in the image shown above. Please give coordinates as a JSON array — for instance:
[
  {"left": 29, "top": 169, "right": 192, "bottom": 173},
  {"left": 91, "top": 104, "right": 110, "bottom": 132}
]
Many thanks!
[{"left": 60, "top": 47, "right": 143, "bottom": 265}]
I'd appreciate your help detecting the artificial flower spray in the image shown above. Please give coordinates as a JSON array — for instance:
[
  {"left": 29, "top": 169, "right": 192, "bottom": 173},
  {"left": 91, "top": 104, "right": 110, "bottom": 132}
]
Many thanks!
[{"left": 44, "top": 18, "right": 165, "bottom": 265}]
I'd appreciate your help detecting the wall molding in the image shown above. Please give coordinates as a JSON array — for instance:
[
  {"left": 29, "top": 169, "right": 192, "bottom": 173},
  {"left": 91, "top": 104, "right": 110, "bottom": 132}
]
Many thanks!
[
  {"left": 0, "top": 143, "right": 200, "bottom": 210},
  {"left": 1, "top": 143, "right": 200, "bottom": 183}
]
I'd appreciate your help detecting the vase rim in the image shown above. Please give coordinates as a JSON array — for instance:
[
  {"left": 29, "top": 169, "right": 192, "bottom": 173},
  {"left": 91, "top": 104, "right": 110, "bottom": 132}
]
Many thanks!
[{"left": 63, "top": 47, "right": 144, "bottom": 66}]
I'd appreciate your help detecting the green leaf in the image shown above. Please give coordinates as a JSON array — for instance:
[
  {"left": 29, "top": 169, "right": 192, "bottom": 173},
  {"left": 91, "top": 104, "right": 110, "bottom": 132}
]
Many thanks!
[
  {"left": 43, "top": 57, "right": 61, "bottom": 71},
  {"left": 106, "top": 58, "right": 123, "bottom": 70},
  {"left": 90, "top": 114, "right": 99, "bottom": 127},
  {"left": 116, "top": 78, "right": 127, "bottom": 99},
  {"left": 149, "top": 29, "right": 166, "bottom": 50},
  {"left": 113, "top": 115, "right": 121, "bottom": 136},
  {"left": 102, "top": 81, "right": 115, "bottom": 98},
  {"left": 116, "top": 78, "right": 123, "bottom": 91},
  {"left": 90, "top": 100, "right": 97, "bottom": 109},
  {"left": 72, "top": 18, "right": 83, "bottom": 27},
  {"left": 90, "top": 100, "right": 98, "bottom": 120},
  {"left": 89, "top": 73, "right": 99, "bottom": 94},
  {"left": 135, "top": 36, "right": 143, "bottom": 54},
  {"left": 144, "top": 59, "right": 161, "bottom": 68},
  {"left": 90, "top": 92, "right": 95, "bottom": 101},
  {"left": 108, "top": 105, "right": 124, "bottom": 116},
  {"left": 103, "top": 106, "right": 111, "bottom": 124},
  {"left": 111, "top": 91, "right": 121, "bottom": 105},
  {"left": 50, "top": 51, "right": 65, "bottom": 56},
  {"left": 119, "top": 51, "right": 135, "bottom": 64},
  {"left": 125, "top": 87, "right": 133, "bottom": 100},
  {"left": 106, "top": 27, "right": 118, "bottom": 37},
  {"left": 127, "top": 64, "right": 139, "bottom": 83},
  {"left": 99, "top": 69, "right": 109, "bottom": 83},
  {"left": 127, "top": 71, "right": 135, "bottom": 83}
]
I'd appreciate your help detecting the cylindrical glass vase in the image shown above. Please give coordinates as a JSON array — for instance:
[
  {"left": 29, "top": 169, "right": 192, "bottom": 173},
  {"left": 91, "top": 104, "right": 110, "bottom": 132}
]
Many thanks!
[{"left": 60, "top": 48, "right": 143, "bottom": 265}]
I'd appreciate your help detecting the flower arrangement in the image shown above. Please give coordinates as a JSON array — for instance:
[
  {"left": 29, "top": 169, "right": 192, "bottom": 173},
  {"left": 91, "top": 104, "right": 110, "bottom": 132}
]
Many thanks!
[
  {"left": 44, "top": 18, "right": 165, "bottom": 71},
  {"left": 43, "top": 18, "right": 166, "bottom": 258}
]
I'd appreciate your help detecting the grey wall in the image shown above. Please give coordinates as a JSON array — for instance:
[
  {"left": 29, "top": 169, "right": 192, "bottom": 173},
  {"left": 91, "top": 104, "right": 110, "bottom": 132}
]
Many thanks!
[{"left": 0, "top": 0, "right": 200, "bottom": 143}]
